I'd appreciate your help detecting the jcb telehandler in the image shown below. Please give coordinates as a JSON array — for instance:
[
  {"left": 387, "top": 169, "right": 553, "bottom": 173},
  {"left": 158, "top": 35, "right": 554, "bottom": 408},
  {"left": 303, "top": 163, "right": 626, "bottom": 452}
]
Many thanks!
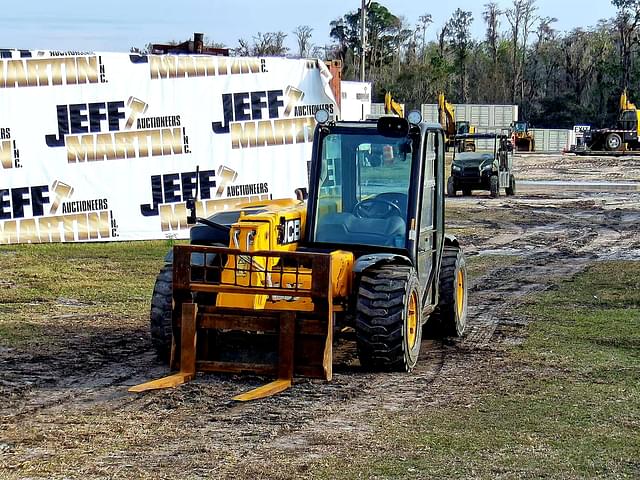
[{"left": 132, "top": 111, "right": 468, "bottom": 401}]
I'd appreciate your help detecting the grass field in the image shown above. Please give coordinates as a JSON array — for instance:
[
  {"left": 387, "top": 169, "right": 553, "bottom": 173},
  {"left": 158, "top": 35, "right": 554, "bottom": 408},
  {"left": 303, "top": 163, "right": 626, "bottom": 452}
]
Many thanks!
[
  {"left": 309, "top": 260, "right": 640, "bottom": 479},
  {"left": 0, "top": 241, "right": 169, "bottom": 351}
]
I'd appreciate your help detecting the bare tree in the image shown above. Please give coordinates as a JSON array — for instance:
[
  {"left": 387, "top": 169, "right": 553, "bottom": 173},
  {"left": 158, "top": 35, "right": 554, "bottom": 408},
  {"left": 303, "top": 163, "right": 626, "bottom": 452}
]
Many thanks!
[
  {"left": 236, "top": 32, "right": 289, "bottom": 56},
  {"left": 483, "top": 2, "right": 502, "bottom": 98},
  {"left": 235, "top": 38, "right": 251, "bottom": 56},
  {"left": 437, "top": 24, "right": 449, "bottom": 58},
  {"left": 506, "top": 0, "right": 538, "bottom": 103},
  {"left": 418, "top": 13, "right": 433, "bottom": 57},
  {"left": 293, "top": 25, "right": 314, "bottom": 58},
  {"left": 612, "top": 0, "right": 640, "bottom": 90},
  {"left": 528, "top": 16, "right": 557, "bottom": 100}
]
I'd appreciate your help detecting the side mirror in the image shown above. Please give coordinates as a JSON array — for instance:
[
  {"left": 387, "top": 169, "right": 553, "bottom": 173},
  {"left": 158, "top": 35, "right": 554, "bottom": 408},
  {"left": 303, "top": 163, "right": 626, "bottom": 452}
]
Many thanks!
[
  {"left": 186, "top": 198, "right": 197, "bottom": 225},
  {"left": 295, "top": 188, "right": 308, "bottom": 200}
]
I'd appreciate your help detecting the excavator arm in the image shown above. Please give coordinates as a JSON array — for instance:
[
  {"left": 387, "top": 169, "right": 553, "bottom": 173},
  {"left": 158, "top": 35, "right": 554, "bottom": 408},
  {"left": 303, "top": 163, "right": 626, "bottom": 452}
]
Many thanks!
[
  {"left": 384, "top": 92, "right": 404, "bottom": 117},
  {"left": 438, "top": 92, "right": 456, "bottom": 137}
]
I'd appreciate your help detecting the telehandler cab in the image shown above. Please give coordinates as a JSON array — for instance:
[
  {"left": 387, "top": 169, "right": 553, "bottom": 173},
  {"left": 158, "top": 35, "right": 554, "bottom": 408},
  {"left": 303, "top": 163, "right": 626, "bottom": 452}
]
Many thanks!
[{"left": 132, "top": 111, "right": 468, "bottom": 401}]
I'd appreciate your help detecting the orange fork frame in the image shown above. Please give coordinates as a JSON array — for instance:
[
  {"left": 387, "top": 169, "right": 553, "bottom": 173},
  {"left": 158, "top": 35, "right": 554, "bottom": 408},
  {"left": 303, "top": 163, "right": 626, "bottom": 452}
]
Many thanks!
[{"left": 130, "top": 245, "right": 338, "bottom": 401}]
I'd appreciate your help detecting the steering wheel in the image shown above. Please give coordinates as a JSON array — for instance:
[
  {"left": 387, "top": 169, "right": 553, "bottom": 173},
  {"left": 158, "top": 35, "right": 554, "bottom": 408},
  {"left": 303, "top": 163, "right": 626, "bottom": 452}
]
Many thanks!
[{"left": 354, "top": 198, "right": 402, "bottom": 219}]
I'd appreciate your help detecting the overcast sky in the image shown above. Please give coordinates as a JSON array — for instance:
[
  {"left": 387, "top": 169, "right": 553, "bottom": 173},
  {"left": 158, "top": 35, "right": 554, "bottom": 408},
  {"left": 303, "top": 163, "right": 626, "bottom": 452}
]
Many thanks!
[{"left": 0, "top": 0, "right": 615, "bottom": 53}]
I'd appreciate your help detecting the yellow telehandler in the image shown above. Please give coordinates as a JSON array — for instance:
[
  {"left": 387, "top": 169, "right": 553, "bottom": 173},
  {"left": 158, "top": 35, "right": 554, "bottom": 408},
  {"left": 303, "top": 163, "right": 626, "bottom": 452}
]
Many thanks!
[{"left": 132, "top": 111, "right": 468, "bottom": 401}]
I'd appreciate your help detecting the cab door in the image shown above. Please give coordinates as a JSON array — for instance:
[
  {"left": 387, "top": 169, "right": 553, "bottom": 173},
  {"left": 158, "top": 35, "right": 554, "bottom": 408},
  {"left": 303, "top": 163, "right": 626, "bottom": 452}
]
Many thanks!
[{"left": 417, "top": 129, "right": 443, "bottom": 302}]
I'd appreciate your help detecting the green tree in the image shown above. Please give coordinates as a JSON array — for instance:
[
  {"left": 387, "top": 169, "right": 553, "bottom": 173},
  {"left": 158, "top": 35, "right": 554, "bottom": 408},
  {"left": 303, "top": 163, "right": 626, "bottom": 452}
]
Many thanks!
[{"left": 445, "top": 8, "right": 474, "bottom": 102}]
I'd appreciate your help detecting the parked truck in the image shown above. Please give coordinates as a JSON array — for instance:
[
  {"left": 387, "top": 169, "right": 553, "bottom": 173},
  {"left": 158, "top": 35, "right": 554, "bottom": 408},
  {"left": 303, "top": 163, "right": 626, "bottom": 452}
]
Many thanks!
[{"left": 573, "top": 90, "right": 640, "bottom": 154}]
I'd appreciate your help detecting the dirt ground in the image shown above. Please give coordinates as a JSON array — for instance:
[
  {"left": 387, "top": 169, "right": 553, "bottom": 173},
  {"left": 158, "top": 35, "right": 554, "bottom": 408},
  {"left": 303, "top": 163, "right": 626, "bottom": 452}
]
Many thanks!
[{"left": 1, "top": 152, "right": 639, "bottom": 479}]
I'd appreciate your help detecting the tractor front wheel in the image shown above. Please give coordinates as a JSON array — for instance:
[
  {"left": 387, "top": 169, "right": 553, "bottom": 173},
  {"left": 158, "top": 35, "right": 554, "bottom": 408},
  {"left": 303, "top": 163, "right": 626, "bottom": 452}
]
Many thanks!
[
  {"left": 447, "top": 177, "right": 456, "bottom": 197},
  {"left": 355, "top": 265, "right": 422, "bottom": 371},
  {"left": 150, "top": 264, "right": 173, "bottom": 360},
  {"left": 505, "top": 174, "right": 516, "bottom": 196},
  {"left": 489, "top": 175, "right": 500, "bottom": 198}
]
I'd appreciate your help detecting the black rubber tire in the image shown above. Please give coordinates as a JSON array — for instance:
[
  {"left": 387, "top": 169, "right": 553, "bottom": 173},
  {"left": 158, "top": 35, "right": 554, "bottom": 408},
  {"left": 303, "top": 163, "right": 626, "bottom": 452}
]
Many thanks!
[
  {"left": 355, "top": 265, "right": 422, "bottom": 372},
  {"left": 430, "top": 246, "right": 468, "bottom": 337},
  {"left": 150, "top": 264, "right": 173, "bottom": 360},
  {"left": 489, "top": 175, "right": 500, "bottom": 198},
  {"left": 505, "top": 174, "right": 516, "bottom": 196},
  {"left": 447, "top": 176, "right": 456, "bottom": 197},
  {"left": 605, "top": 133, "right": 622, "bottom": 151}
]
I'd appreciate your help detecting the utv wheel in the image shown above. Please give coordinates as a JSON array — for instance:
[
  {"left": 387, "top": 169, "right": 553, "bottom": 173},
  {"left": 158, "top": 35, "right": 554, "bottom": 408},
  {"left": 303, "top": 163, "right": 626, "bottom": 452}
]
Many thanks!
[
  {"left": 489, "top": 175, "right": 500, "bottom": 198},
  {"left": 150, "top": 264, "right": 173, "bottom": 360},
  {"left": 505, "top": 174, "right": 516, "bottom": 196},
  {"left": 605, "top": 133, "right": 622, "bottom": 151},
  {"left": 430, "top": 246, "right": 468, "bottom": 337},
  {"left": 447, "top": 177, "right": 456, "bottom": 197},
  {"left": 355, "top": 265, "right": 422, "bottom": 371}
]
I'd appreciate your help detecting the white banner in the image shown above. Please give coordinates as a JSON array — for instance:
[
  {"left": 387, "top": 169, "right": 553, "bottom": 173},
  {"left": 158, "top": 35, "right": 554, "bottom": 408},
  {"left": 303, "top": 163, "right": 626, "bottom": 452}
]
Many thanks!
[{"left": 0, "top": 51, "right": 337, "bottom": 244}]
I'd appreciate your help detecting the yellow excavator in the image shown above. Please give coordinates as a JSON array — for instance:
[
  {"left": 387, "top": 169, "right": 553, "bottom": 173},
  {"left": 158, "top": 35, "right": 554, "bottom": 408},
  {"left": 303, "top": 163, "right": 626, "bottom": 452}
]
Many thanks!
[
  {"left": 384, "top": 91, "right": 404, "bottom": 117},
  {"left": 438, "top": 93, "right": 475, "bottom": 152},
  {"left": 133, "top": 111, "right": 468, "bottom": 401}
]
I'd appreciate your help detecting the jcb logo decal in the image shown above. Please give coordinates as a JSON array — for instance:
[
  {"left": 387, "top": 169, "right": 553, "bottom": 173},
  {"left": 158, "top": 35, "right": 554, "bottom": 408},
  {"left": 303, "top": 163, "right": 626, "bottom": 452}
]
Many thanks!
[{"left": 279, "top": 218, "right": 301, "bottom": 245}]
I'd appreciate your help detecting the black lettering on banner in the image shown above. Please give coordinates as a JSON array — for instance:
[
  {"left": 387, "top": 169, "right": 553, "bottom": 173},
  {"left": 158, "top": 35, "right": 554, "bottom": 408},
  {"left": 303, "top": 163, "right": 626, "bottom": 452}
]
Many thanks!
[
  {"left": 234, "top": 92, "right": 250, "bottom": 122},
  {"left": 181, "top": 171, "right": 197, "bottom": 201},
  {"left": 69, "top": 104, "right": 88, "bottom": 134},
  {"left": 212, "top": 90, "right": 284, "bottom": 134},
  {"left": 11, "top": 187, "right": 30, "bottom": 218},
  {"left": 251, "top": 91, "right": 267, "bottom": 120},
  {"left": 140, "top": 175, "right": 163, "bottom": 216},
  {"left": 199, "top": 170, "right": 216, "bottom": 199},
  {"left": 107, "top": 101, "right": 125, "bottom": 131},
  {"left": 212, "top": 93, "right": 233, "bottom": 134},
  {"left": 267, "top": 90, "right": 283, "bottom": 118},
  {"left": 45, "top": 101, "right": 126, "bottom": 146},
  {"left": 0, "top": 185, "right": 49, "bottom": 219},
  {"left": 140, "top": 170, "right": 216, "bottom": 217},
  {"left": 0, "top": 189, "right": 10, "bottom": 219},
  {"left": 45, "top": 105, "right": 69, "bottom": 147},
  {"left": 88, "top": 103, "right": 106, "bottom": 132},
  {"left": 162, "top": 173, "right": 181, "bottom": 204}
]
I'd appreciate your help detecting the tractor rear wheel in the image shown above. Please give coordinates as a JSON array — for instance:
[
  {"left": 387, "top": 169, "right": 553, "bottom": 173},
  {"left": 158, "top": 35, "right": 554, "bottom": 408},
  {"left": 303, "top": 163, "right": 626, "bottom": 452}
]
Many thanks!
[
  {"left": 355, "top": 265, "right": 422, "bottom": 371},
  {"left": 447, "top": 177, "right": 456, "bottom": 197},
  {"left": 150, "top": 264, "right": 173, "bottom": 360},
  {"left": 430, "top": 246, "right": 468, "bottom": 337},
  {"left": 489, "top": 175, "right": 500, "bottom": 198},
  {"left": 505, "top": 174, "right": 516, "bottom": 196}
]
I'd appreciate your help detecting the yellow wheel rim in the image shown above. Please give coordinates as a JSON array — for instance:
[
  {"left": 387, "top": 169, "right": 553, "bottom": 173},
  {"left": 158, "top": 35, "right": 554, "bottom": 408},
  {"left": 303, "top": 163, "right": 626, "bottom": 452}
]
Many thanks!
[
  {"left": 407, "top": 291, "right": 418, "bottom": 348},
  {"left": 456, "top": 269, "right": 465, "bottom": 318}
]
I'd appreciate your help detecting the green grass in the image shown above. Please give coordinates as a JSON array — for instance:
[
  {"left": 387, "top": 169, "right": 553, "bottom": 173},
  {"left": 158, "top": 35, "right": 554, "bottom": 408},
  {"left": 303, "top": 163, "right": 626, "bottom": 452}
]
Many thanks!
[
  {"left": 0, "top": 241, "right": 174, "bottom": 349},
  {"left": 310, "top": 261, "right": 640, "bottom": 479}
]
